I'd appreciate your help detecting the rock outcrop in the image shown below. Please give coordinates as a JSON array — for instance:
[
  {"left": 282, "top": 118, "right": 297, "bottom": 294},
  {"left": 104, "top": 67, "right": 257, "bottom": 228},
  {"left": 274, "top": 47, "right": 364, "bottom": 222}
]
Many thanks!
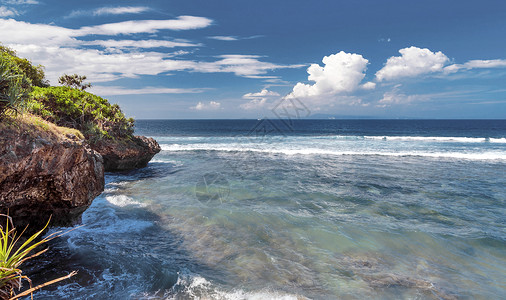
[
  {"left": 0, "top": 115, "right": 104, "bottom": 231},
  {"left": 91, "top": 135, "right": 161, "bottom": 171}
]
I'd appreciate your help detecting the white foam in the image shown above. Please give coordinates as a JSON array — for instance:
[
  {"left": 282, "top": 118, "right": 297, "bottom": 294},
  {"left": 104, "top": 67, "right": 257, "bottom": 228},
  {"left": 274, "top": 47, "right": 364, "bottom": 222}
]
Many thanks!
[
  {"left": 490, "top": 138, "right": 506, "bottom": 143},
  {"left": 106, "top": 195, "right": 147, "bottom": 208},
  {"left": 364, "top": 136, "right": 490, "bottom": 143},
  {"left": 160, "top": 144, "right": 505, "bottom": 161},
  {"left": 167, "top": 269, "right": 305, "bottom": 300}
]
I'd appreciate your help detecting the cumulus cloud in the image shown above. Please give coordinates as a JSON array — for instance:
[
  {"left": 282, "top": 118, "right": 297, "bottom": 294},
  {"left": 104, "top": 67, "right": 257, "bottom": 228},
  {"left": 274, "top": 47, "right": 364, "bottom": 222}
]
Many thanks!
[
  {"left": 190, "top": 101, "right": 221, "bottom": 110},
  {"left": 360, "top": 81, "right": 376, "bottom": 90},
  {"left": 287, "top": 51, "right": 369, "bottom": 100},
  {"left": 375, "top": 46, "right": 449, "bottom": 81},
  {"left": 243, "top": 89, "right": 280, "bottom": 99},
  {"left": 240, "top": 89, "right": 280, "bottom": 110}
]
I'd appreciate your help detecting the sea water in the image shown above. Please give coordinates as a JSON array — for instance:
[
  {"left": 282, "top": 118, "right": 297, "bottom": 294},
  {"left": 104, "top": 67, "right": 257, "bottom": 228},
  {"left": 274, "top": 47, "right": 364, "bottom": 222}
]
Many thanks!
[{"left": 29, "top": 119, "right": 506, "bottom": 299}]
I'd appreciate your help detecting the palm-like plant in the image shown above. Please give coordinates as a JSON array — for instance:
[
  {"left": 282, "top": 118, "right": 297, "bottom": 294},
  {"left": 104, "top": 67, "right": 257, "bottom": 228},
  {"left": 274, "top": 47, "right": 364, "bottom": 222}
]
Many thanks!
[
  {"left": 0, "top": 58, "right": 28, "bottom": 119},
  {"left": 0, "top": 215, "right": 76, "bottom": 299}
]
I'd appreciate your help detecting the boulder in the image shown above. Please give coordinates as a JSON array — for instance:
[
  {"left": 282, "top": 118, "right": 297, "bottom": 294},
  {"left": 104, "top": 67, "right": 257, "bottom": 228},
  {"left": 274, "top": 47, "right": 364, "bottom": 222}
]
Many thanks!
[{"left": 91, "top": 135, "right": 161, "bottom": 171}]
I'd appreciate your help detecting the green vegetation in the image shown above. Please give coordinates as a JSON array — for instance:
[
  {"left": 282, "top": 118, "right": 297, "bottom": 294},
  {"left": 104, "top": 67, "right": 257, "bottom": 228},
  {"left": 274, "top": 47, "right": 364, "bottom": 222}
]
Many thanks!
[
  {"left": 0, "top": 50, "right": 30, "bottom": 119},
  {"left": 0, "top": 215, "right": 76, "bottom": 299},
  {"left": 0, "top": 45, "right": 48, "bottom": 88},
  {"left": 27, "top": 87, "right": 134, "bottom": 142},
  {"left": 58, "top": 74, "right": 91, "bottom": 90},
  {"left": 0, "top": 43, "right": 134, "bottom": 143}
]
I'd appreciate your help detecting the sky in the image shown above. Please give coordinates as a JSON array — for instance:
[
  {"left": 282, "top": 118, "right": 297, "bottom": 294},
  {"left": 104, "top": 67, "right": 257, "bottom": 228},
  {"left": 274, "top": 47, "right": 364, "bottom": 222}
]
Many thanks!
[{"left": 1, "top": 0, "right": 506, "bottom": 119}]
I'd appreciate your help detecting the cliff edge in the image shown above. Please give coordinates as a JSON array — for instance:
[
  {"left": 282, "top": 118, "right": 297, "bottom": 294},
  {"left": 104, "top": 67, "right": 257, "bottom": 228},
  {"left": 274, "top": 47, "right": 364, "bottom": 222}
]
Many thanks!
[
  {"left": 92, "top": 135, "right": 161, "bottom": 171},
  {"left": 0, "top": 114, "right": 104, "bottom": 230}
]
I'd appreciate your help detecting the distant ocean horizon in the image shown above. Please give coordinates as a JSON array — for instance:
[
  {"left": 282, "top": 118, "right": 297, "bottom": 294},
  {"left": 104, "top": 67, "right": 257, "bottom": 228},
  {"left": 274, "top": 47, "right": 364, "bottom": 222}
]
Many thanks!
[{"left": 31, "top": 119, "right": 506, "bottom": 299}]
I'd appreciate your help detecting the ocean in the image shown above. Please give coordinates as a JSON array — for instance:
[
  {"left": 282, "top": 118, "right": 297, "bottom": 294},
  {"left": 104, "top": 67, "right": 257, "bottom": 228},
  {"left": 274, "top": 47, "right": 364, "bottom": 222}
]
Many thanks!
[{"left": 29, "top": 119, "right": 506, "bottom": 299}]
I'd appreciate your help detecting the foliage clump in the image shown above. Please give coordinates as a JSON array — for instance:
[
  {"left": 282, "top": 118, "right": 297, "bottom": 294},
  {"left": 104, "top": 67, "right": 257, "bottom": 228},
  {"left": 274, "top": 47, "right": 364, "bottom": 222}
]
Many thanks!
[
  {"left": 1, "top": 43, "right": 135, "bottom": 143},
  {"left": 0, "top": 52, "right": 30, "bottom": 119},
  {"left": 27, "top": 87, "right": 134, "bottom": 142},
  {"left": 0, "top": 45, "right": 48, "bottom": 88},
  {"left": 58, "top": 74, "right": 91, "bottom": 90},
  {"left": 0, "top": 215, "right": 76, "bottom": 300}
]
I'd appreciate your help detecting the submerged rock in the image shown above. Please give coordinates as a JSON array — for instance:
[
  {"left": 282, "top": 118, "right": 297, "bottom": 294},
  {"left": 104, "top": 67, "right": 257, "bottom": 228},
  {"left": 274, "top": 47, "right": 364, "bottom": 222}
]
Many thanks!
[
  {"left": 91, "top": 136, "right": 161, "bottom": 171},
  {"left": 0, "top": 115, "right": 104, "bottom": 231}
]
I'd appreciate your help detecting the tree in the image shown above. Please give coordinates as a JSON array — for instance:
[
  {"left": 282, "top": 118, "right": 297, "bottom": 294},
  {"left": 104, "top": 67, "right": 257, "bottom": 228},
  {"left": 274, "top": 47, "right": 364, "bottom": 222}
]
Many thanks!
[{"left": 58, "top": 74, "right": 92, "bottom": 90}]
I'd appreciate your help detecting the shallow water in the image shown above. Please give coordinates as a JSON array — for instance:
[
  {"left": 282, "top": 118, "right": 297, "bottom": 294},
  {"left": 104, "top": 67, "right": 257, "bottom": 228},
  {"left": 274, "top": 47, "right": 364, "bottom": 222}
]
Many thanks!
[{"left": 29, "top": 120, "right": 506, "bottom": 299}]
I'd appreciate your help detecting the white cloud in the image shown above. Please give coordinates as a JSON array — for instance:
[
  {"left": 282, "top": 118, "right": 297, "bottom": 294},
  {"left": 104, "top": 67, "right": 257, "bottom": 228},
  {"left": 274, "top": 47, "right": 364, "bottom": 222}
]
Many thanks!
[
  {"left": 0, "top": 18, "right": 301, "bottom": 86},
  {"left": 240, "top": 98, "right": 268, "bottom": 110},
  {"left": 84, "top": 39, "right": 201, "bottom": 49},
  {"left": 67, "top": 6, "right": 150, "bottom": 18},
  {"left": 444, "top": 59, "right": 506, "bottom": 73},
  {"left": 240, "top": 89, "right": 280, "bottom": 110},
  {"left": 94, "top": 6, "right": 150, "bottom": 16},
  {"left": 242, "top": 89, "right": 280, "bottom": 99},
  {"left": 207, "top": 35, "right": 263, "bottom": 41},
  {"left": 0, "top": 7, "right": 17, "bottom": 17},
  {"left": 3, "top": 0, "right": 38, "bottom": 4},
  {"left": 360, "top": 81, "right": 376, "bottom": 90},
  {"left": 91, "top": 86, "right": 206, "bottom": 96},
  {"left": 0, "top": 19, "right": 76, "bottom": 45},
  {"left": 8, "top": 43, "right": 300, "bottom": 84},
  {"left": 377, "top": 84, "right": 431, "bottom": 107},
  {"left": 375, "top": 46, "right": 449, "bottom": 81},
  {"left": 286, "top": 51, "right": 369, "bottom": 100},
  {"left": 208, "top": 36, "right": 238, "bottom": 41},
  {"left": 76, "top": 16, "right": 213, "bottom": 36},
  {"left": 193, "top": 55, "right": 304, "bottom": 77},
  {"left": 190, "top": 101, "right": 221, "bottom": 110}
]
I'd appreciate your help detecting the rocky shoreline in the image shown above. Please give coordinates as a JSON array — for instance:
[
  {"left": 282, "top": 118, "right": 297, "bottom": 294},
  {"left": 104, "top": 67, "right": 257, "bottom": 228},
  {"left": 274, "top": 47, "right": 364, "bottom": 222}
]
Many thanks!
[{"left": 0, "top": 115, "right": 160, "bottom": 232}]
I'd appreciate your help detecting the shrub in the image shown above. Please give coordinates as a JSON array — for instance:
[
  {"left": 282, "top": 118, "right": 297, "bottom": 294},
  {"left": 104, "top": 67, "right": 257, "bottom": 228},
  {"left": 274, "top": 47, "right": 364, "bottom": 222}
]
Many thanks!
[
  {"left": 0, "top": 54, "right": 30, "bottom": 119},
  {"left": 27, "top": 86, "right": 135, "bottom": 142},
  {"left": 0, "top": 45, "right": 48, "bottom": 88}
]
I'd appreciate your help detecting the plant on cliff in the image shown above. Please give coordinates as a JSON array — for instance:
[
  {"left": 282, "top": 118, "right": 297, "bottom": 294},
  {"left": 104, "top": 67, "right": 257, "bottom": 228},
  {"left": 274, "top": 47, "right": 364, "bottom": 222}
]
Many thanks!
[
  {"left": 58, "top": 74, "right": 91, "bottom": 91},
  {"left": 0, "top": 44, "right": 50, "bottom": 119},
  {"left": 0, "top": 215, "right": 76, "bottom": 299},
  {"left": 27, "top": 86, "right": 135, "bottom": 142},
  {"left": 1, "top": 44, "right": 135, "bottom": 143},
  {"left": 0, "top": 54, "right": 30, "bottom": 119},
  {"left": 0, "top": 45, "right": 48, "bottom": 88}
]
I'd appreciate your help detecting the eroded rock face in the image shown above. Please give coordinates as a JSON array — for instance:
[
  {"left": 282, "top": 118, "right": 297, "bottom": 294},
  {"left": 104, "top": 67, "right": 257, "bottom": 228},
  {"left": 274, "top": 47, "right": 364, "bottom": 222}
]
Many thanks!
[
  {"left": 0, "top": 124, "right": 104, "bottom": 231},
  {"left": 91, "top": 136, "right": 161, "bottom": 171}
]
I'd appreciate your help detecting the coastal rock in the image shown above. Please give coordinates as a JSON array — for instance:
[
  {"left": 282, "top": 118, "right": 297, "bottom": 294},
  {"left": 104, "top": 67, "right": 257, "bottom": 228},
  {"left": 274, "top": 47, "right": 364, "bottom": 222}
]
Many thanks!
[
  {"left": 0, "top": 116, "right": 105, "bottom": 231},
  {"left": 91, "top": 136, "right": 161, "bottom": 171}
]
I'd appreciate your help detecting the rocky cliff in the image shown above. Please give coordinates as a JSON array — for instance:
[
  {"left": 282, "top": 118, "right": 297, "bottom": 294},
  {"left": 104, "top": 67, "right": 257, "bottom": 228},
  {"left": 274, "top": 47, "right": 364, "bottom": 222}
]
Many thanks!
[
  {"left": 0, "top": 115, "right": 104, "bottom": 231},
  {"left": 91, "top": 135, "right": 161, "bottom": 171}
]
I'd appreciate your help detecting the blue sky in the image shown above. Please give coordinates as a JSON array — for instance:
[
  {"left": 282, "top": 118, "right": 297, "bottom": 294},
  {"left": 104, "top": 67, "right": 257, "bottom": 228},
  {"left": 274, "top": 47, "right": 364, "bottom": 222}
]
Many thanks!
[{"left": 1, "top": 0, "right": 506, "bottom": 119}]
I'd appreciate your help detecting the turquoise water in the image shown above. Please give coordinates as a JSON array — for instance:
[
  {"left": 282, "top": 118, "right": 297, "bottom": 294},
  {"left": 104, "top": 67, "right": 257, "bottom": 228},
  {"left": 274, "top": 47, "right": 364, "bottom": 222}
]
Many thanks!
[{"left": 30, "top": 120, "right": 506, "bottom": 299}]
